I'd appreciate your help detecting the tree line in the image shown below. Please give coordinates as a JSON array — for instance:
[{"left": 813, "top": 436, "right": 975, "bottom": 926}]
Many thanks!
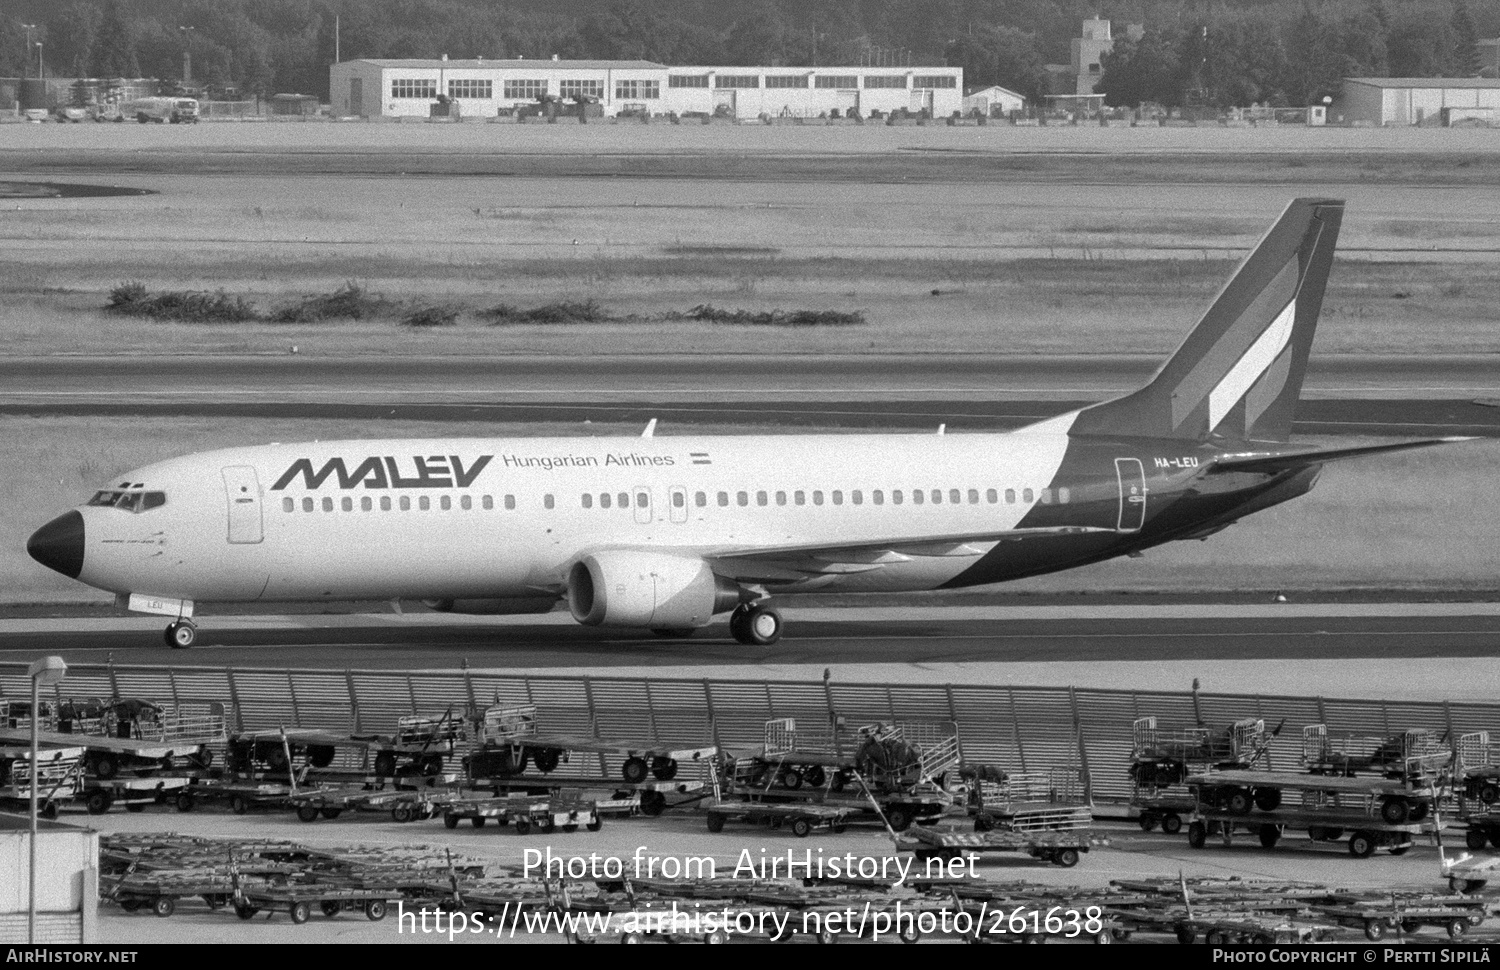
[
  {"left": 0, "top": 0, "right": 1491, "bottom": 105},
  {"left": 1097, "top": 0, "right": 1486, "bottom": 110}
]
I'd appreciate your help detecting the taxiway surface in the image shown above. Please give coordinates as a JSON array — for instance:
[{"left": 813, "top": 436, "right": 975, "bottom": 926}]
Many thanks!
[{"left": 3, "top": 604, "right": 1497, "bottom": 701}]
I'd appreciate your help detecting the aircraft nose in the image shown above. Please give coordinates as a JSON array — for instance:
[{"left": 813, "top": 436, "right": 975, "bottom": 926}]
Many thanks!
[{"left": 28, "top": 511, "right": 85, "bottom": 580}]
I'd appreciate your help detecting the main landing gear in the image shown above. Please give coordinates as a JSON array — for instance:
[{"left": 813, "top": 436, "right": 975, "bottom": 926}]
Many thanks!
[
  {"left": 729, "top": 604, "right": 782, "bottom": 646},
  {"left": 164, "top": 621, "right": 196, "bottom": 649}
]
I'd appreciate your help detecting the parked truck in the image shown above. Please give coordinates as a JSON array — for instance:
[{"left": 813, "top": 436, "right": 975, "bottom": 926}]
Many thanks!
[{"left": 120, "top": 97, "right": 199, "bottom": 124}]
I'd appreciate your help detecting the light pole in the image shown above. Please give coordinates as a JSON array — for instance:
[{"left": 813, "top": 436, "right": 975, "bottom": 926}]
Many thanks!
[
  {"left": 27, "top": 655, "right": 67, "bottom": 944},
  {"left": 35, "top": 42, "right": 44, "bottom": 80},
  {"left": 179, "top": 26, "right": 195, "bottom": 88},
  {"left": 21, "top": 24, "right": 35, "bottom": 79}
]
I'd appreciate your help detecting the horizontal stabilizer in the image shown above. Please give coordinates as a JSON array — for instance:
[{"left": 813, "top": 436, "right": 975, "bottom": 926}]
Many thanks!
[{"left": 1208, "top": 437, "right": 1475, "bottom": 474}]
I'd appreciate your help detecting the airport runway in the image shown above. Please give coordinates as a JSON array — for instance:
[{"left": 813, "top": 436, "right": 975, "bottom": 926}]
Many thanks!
[
  {"left": 3, "top": 603, "right": 1497, "bottom": 672},
  {"left": 1, "top": 356, "right": 1496, "bottom": 435}
]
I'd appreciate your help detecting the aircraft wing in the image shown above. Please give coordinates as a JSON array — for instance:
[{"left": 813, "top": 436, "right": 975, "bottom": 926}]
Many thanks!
[
  {"left": 706, "top": 526, "right": 1116, "bottom": 580},
  {"left": 1206, "top": 437, "right": 1475, "bottom": 475}
]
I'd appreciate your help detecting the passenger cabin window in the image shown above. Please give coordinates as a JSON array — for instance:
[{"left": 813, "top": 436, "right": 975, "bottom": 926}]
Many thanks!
[
  {"left": 302, "top": 498, "right": 314, "bottom": 512},
  {"left": 986, "top": 488, "right": 998, "bottom": 503},
  {"left": 673, "top": 492, "right": 686, "bottom": 508},
  {"left": 481, "top": 495, "right": 492, "bottom": 510},
  {"left": 615, "top": 492, "right": 626, "bottom": 509},
  {"left": 1005, "top": 489, "right": 1016, "bottom": 504},
  {"left": 341, "top": 498, "right": 353, "bottom": 512},
  {"left": 419, "top": 496, "right": 430, "bottom": 511},
  {"left": 813, "top": 491, "right": 824, "bottom": 506},
  {"left": 832, "top": 490, "right": 843, "bottom": 505},
  {"left": 400, "top": 497, "right": 411, "bottom": 511},
  {"left": 583, "top": 494, "right": 593, "bottom": 509},
  {"left": 756, "top": 491, "right": 767, "bottom": 506},
  {"left": 283, "top": 498, "right": 294, "bottom": 512},
  {"left": 892, "top": 490, "right": 903, "bottom": 505},
  {"left": 461, "top": 495, "right": 471, "bottom": 510},
  {"left": 795, "top": 491, "right": 806, "bottom": 506},
  {"left": 695, "top": 492, "right": 707, "bottom": 507},
  {"left": 322, "top": 497, "right": 334, "bottom": 512},
  {"left": 1059, "top": 487, "right": 1071, "bottom": 504},
  {"left": 1039, "top": 489, "right": 1052, "bottom": 504},
  {"left": 544, "top": 494, "right": 555, "bottom": 510},
  {"left": 382, "top": 497, "right": 392, "bottom": 511},
  {"left": 913, "top": 490, "right": 923, "bottom": 506},
  {"left": 737, "top": 491, "right": 749, "bottom": 507},
  {"left": 873, "top": 490, "right": 884, "bottom": 505},
  {"left": 506, "top": 495, "right": 517, "bottom": 510},
  {"left": 852, "top": 490, "right": 863, "bottom": 505},
  {"left": 776, "top": 491, "right": 787, "bottom": 506},
  {"left": 1023, "top": 488, "right": 1035, "bottom": 503},
  {"left": 718, "top": 492, "right": 730, "bottom": 507},
  {"left": 361, "top": 497, "right": 373, "bottom": 511},
  {"left": 600, "top": 493, "right": 612, "bottom": 508},
  {"left": 440, "top": 496, "right": 451, "bottom": 510}
]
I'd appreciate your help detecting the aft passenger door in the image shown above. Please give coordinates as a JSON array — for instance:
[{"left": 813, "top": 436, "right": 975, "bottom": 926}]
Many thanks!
[
  {"left": 1114, "top": 458, "right": 1146, "bottom": 532},
  {"left": 222, "top": 466, "right": 264, "bottom": 544}
]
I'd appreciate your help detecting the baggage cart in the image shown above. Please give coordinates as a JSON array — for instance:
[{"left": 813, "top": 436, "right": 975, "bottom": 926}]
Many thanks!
[
  {"left": 1312, "top": 893, "right": 1488, "bottom": 941},
  {"left": 0, "top": 744, "right": 86, "bottom": 817},
  {"left": 231, "top": 886, "right": 400, "bottom": 924},
  {"left": 1187, "top": 767, "right": 1443, "bottom": 826},
  {"left": 1302, "top": 724, "right": 1452, "bottom": 785},
  {"left": 894, "top": 823, "right": 1097, "bottom": 868},
  {"left": 438, "top": 791, "right": 609, "bottom": 833},
  {"left": 1455, "top": 732, "right": 1500, "bottom": 850},
  {"left": 469, "top": 703, "right": 715, "bottom": 784},
  {"left": 702, "top": 798, "right": 852, "bottom": 838},
  {"left": 1129, "top": 716, "right": 1275, "bottom": 834}
]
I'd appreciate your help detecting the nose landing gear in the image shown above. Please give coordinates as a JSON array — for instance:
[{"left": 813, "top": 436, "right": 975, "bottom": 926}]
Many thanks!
[
  {"left": 165, "top": 621, "right": 197, "bottom": 649},
  {"left": 729, "top": 604, "right": 783, "bottom": 646}
]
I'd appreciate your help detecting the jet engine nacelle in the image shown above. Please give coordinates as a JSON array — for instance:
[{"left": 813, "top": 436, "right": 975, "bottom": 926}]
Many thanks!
[
  {"left": 423, "top": 597, "right": 559, "bottom": 615},
  {"left": 568, "top": 551, "right": 741, "bottom": 629}
]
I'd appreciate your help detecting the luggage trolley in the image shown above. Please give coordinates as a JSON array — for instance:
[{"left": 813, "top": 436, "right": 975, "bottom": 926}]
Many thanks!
[
  {"left": 467, "top": 703, "right": 715, "bottom": 784},
  {"left": 1455, "top": 731, "right": 1500, "bottom": 851},
  {"left": 1130, "top": 716, "right": 1275, "bottom": 834},
  {"left": 1183, "top": 766, "right": 1445, "bottom": 857}
]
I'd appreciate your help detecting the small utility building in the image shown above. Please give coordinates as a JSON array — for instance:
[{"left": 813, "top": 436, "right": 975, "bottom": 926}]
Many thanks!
[
  {"left": 1334, "top": 77, "right": 1500, "bottom": 125},
  {"left": 962, "top": 85, "right": 1027, "bottom": 116},
  {"left": 330, "top": 58, "right": 963, "bottom": 120},
  {"left": 0, "top": 814, "right": 99, "bottom": 943}
]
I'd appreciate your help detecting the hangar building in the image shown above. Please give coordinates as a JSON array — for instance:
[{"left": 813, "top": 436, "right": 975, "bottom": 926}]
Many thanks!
[
  {"left": 1333, "top": 77, "right": 1500, "bottom": 126},
  {"left": 329, "top": 58, "right": 963, "bottom": 120}
]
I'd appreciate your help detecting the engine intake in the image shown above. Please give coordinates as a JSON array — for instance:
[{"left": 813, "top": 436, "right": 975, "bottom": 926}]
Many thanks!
[{"left": 568, "top": 551, "right": 741, "bottom": 629}]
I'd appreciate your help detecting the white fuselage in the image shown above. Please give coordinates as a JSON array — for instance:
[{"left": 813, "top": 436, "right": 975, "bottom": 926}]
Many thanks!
[{"left": 74, "top": 428, "right": 1078, "bottom": 603}]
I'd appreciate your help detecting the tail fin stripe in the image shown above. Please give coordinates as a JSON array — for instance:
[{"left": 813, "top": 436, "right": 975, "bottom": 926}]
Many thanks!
[
  {"left": 1061, "top": 198, "right": 1344, "bottom": 444},
  {"left": 1243, "top": 343, "right": 1295, "bottom": 432},
  {"left": 1208, "top": 296, "right": 1297, "bottom": 430},
  {"left": 1170, "top": 258, "right": 1300, "bottom": 429}
]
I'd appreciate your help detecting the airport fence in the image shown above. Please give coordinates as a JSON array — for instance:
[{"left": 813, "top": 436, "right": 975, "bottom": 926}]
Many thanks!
[{"left": 2, "top": 662, "right": 1495, "bottom": 805}]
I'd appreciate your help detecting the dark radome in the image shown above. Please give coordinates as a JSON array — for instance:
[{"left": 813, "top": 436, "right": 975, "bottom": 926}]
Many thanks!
[{"left": 27, "top": 510, "right": 85, "bottom": 580}]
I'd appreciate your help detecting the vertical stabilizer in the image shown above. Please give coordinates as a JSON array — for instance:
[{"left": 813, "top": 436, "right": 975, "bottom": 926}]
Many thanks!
[{"left": 1069, "top": 198, "right": 1343, "bottom": 443}]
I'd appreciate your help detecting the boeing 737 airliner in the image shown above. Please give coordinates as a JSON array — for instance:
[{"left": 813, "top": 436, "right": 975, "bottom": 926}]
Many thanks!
[{"left": 27, "top": 199, "right": 1463, "bottom": 648}]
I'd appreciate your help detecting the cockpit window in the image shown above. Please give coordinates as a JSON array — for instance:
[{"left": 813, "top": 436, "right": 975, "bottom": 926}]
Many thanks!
[{"left": 86, "top": 489, "right": 167, "bottom": 513}]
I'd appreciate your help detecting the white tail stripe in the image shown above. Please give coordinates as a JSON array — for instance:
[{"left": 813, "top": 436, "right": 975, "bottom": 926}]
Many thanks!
[{"left": 1208, "top": 298, "right": 1297, "bottom": 430}]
